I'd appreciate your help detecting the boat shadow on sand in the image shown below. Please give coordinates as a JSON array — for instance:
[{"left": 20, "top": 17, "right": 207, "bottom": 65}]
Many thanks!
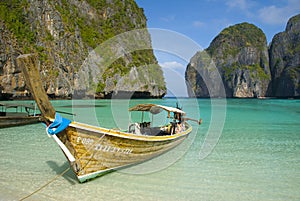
[{"left": 46, "top": 161, "right": 78, "bottom": 185}]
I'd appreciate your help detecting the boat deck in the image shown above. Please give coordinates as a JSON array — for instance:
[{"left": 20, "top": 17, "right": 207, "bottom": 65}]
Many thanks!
[{"left": 128, "top": 121, "right": 189, "bottom": 136}]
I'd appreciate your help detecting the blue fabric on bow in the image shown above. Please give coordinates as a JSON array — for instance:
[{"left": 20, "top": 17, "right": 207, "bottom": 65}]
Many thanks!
[{"left": 46, "top": 113, "right": 71, "bottom": 135}]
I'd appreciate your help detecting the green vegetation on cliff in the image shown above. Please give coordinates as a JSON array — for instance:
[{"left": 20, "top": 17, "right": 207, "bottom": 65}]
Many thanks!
[
  {"left": 223, "top": 63, "right": 269, "bottom": 82},
  {"left": 186, "top": 22, "right": 270, "bottom": 98},
  {"left": 0, "top": 0, "right": 146, "bottom": 51},
  {"left": 269, "top": 14, "right": 300, "bottom": 97},
  {"left": 0, "top": 0, "right": 166, "bottom": 98},
  {"left": 207, "top": 22, "right": 267, "bottom": 57},
  {"left": 0, "top": 0, "right": 34, "bottom": 51},
  {"left": 56, "top": 0, "right": 145, "bottom": 48}
]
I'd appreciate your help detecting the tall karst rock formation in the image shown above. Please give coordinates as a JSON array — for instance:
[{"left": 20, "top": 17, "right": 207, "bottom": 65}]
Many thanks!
[
  {"left": 0, "top": 0, "right": 166, "bottom": 99},
  {"left": 186, "top": 14, "right": 300, "bottom": 98},
  {"left": 186, "top": 23, "right": 270, "bottom": 98},
  {"left": 269, "top": 14, "right": 300, "bottom": 97}
]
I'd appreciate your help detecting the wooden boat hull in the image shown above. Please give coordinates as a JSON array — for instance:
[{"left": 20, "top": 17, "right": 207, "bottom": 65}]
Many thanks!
[
  {"left": 18, "top": 54, "right": 196, "bottom": 182},
  {"left": 57, "top": 121, "right": 192, "bottom": 182},
  {"left": 0, "top": 116, "right": 39, "bottom": 128}
]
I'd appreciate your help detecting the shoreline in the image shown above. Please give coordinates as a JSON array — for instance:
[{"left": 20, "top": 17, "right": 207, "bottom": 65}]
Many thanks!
[{"left": 2, "top": 95, "right": 300, "bottom": 101}]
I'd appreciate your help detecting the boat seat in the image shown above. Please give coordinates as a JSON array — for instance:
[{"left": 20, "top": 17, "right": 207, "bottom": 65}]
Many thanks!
[{"left": 140, "top": 127, "right": 169, "bottom": 136}]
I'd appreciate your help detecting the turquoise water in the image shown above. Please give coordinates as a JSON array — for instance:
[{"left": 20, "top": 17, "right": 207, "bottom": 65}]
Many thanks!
[{"left": 0, "top": 98, "right": 299, "bottom": 201}]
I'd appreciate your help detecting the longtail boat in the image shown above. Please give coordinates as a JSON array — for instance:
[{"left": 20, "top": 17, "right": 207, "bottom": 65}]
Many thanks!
[
  {"left": 0, "top": 103, "right": 39, "bottom": 128},
  {"left": 18, "top": 54, "right": 201, "bottom": 182}
]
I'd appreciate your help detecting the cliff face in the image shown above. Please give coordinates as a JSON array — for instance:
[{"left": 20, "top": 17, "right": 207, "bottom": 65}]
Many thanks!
[
  {"left": 0, "top": 0, "right": 166, "bottom": 99},
  {"left": 186, "top": 14, "right": 300, "bottom": 98},
  {"left": 186, "top": 23, "right": 270, "bottom": 98},
  {"left": 268, "top": 14, "right": 300, "bottom": 97}
]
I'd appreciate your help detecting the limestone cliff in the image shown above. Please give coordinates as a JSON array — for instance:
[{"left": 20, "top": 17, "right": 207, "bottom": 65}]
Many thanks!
[
  {"left": 0, "top": 0, "right": 166, "bottom": 99},
  {"left": 186, "top": 15, "right": 300, "bottom": 99},
  {"left": 186, "top": 23, "right": 270, "bottom": 98},
  {"left": 268, "top": 14, "right": 300, "bottom": 98}
]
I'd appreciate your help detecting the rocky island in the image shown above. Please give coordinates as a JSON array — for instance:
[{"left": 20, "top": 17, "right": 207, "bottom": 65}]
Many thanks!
[
  {"left": 186, "top": 14, "right": 300, "bottom": 98},
  {"left": 268, "top": 14, "right": 300, "bottom": 98},
  {"left": 0, "top": 0, "right": 166, "bottom": 100}
]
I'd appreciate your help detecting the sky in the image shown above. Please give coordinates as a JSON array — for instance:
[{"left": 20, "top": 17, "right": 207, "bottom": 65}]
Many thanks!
[{"left": 135, "top": 0, "right": 300, "bottom": 97}]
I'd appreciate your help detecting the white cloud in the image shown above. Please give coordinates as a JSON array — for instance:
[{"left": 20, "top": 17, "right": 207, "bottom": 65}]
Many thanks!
[
  {"left": 161, "top": 63, "right": 188, "bottom": 97},
  {"left": 258, "top": 0, "right": 300, "bottom": 25},
  {"left": 159, "top": 61, "right": 185, "bottom": 70},
  {"left": 193, "top": 21, "right": 205, "bottom": 28},
  {"left": 226, "top": 0, "right": 248, "bottom": 10},
  {"left": 160, "top": 15, "right": 176, "bottom": 23},
  {"left": 225, "top": 0, "right": 257, "bottom": 18},
  {"left": 159, "top": 61, "right": 188, "bottom": 96}
]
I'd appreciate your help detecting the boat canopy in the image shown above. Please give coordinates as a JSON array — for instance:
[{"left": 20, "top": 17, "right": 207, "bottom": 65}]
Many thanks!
[
  {"left": 0, "top": 103, "right": 36, "bottom": 115},
  {"left": 0, "top": 103, "right": 35, "bottom": 110},
  {"left": 129, "top": 104, "right": 185, "bottom": 115}
]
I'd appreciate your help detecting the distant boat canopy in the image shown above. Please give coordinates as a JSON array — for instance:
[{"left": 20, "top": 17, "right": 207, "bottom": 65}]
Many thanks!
[{"left": 129, "top": 104, "right": 186, "bottom": 115}]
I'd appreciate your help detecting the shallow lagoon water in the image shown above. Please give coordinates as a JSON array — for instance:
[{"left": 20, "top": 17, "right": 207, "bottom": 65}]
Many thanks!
[{"left": 0, "top": 98, "right": 299, "bottom": 201}]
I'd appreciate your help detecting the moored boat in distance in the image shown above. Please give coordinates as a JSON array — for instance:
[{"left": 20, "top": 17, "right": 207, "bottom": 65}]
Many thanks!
[
  {"left": 18, "top": 54, "right": 201, "bottom": 182},
  {"left": 0, "top": 103, "right": 40, "bottom": 128}
]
